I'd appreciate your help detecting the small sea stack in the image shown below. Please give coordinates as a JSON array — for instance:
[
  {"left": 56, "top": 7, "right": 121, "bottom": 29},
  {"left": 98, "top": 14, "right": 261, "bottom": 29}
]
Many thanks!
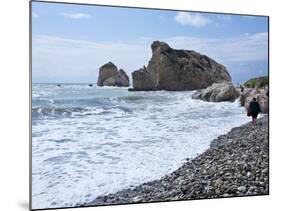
[{"left": 97, "top": 62, "right": 130, "bottom": 87}]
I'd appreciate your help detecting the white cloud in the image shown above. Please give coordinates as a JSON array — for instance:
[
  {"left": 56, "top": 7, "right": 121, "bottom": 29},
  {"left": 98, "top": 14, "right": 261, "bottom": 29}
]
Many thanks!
[
  {"left": 165, "top": 32, "right": 268, "bottom": 63},
  {"left": 32, "top": 35, "right": 150, "bottom": 83},
  {"left": 174, "top": 12, "right": 211, "bottom": 27},
  {"left": 32, "top": 32, "right": 268, "bottom": 83},
  {"left": 61, "top": 13, "right": 91, "bottom": 19},
  {"left": 32, "top": 12, "right": 38, "bottom": 18}
]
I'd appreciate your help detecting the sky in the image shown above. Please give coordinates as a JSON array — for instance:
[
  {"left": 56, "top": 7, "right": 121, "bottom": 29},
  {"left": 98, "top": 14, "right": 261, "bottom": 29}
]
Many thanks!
[{"left": 32, "top": 1, "right": 269, "bottom": 84}]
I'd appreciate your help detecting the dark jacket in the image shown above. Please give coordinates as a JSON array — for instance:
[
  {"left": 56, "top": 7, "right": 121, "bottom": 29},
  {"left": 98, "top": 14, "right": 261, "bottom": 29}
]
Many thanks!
[{"left": 249, "top": 101, "right": 261, "bottom": 113}]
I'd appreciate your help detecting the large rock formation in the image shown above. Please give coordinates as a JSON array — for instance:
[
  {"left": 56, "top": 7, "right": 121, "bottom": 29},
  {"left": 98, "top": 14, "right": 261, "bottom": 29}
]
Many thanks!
[
  {"left": 240, "top": 88, "right": 268, "bottom": 113},
  {"left": 192, "top": 82, "right": 239, "bottom": 102},
  {"left": 131, "top": 41, "right": 231, "bottom": 91},
  {"left": 97, "top": 62, "right": 130, "bottom": 87}
]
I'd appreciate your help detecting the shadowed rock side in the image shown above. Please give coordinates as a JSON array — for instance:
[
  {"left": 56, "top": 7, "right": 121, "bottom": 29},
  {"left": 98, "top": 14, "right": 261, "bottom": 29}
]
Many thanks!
[
  {"left": 97, "top": 62, "right": 130, "bottom": 87},
  {"left": 116, "top": 69, "right": 130, "bottom": 87},
  {"left": 131, "top": 41, "right": 231, "bottom": 91},
  {"left": 192, "top": 82, "right": 240, "bottom": 102},
  {"left": 86, "top": 116, "right": 268, "bottom": 206},
  {"left": 131, "top": 66, "right": 156, "bottom": 91}
]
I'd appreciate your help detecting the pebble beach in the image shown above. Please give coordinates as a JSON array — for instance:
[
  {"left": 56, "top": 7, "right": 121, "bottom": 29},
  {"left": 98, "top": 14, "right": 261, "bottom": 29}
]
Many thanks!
[{"left": 88, "top": 116, "right": 269, "bottom": 206}]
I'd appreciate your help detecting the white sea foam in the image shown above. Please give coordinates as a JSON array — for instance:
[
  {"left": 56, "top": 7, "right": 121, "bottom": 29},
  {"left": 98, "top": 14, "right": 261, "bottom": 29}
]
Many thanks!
[{"left": 32, "top": 85, "right": 251, "bottom": 209}]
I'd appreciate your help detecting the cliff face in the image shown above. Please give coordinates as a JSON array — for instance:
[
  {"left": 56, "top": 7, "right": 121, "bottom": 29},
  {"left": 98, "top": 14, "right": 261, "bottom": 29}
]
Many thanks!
[
  {"left": 131, "top": 41, "right": 231, "bottom": 91},
  {"left": 97, "top": 62, "right": 130, "bottom": 87}
]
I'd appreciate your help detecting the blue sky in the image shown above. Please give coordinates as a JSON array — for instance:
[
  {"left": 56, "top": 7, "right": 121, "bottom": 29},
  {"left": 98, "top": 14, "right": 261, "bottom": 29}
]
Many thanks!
[{"left": 32, "top": 1, "right": 268, "bottom": 84}]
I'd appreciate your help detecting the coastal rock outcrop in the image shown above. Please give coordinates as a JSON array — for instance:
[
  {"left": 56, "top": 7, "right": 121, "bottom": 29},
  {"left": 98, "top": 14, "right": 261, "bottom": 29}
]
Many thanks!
[
  {"left": 240, "top": 88, "right": 268, "bottom": 113},
  {"left": 97, "top": 62, "right": 130, "bottom": 87},
  {"left": 192, "top": 82, "right": 239, "bottom": 102},
  {"left": 131, "top": 41, "right": 231, "bottom": 91}
]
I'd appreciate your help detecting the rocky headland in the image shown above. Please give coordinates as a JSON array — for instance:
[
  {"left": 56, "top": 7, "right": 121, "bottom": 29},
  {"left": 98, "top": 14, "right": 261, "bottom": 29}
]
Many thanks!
[
  {"left": 97, "top": 62, "right": 130, "bottom": 87},
  {"left": 130, "top": 41, "right": 231, "bottom": 91},
  {"left": 244, "top": 76, "right": 269, "bottom": 89},
  {"left": 87, "top": 116, "right": 269, "bottom": 206}
]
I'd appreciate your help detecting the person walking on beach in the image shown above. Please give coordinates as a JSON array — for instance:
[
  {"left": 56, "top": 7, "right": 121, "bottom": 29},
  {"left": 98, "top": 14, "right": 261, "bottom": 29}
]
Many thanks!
[
  {"left": 248, "top": 97, "right": 261, "bottom": 125},
  {"left": 239, "top": 85, "right": 244, "bottom": 93}
]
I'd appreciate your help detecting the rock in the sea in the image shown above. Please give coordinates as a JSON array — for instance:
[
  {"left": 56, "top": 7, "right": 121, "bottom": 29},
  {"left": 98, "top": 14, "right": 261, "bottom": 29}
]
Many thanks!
[
  {"left": 103, "top": 77, "right": 117, "bottom": 86},
  {"left": 97, "top": 62, "right": 118, "bottom": 86},
  {"left": 192, "top": 82, "right": 239, "bottom": 102},
  {"left": 131, "top": 41, "right": 231, "bottom": 91},
  {"left": 116, "top": 69, "right": 130, "bottom": 87},
  {"left": 97, "top": 62, "right": 130, "bottom": 87},
  {"left": 132, "top": 66, "right": 156, "bottom": 91},
  {"left": 240, "top": 88, "right": 268, "bottom": 113}
]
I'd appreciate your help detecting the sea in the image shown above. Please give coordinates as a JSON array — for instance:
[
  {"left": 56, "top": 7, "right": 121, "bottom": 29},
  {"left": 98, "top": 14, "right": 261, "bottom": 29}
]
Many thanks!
[{"left": 32, "top": 83, "right": 250, "bottom": 209}]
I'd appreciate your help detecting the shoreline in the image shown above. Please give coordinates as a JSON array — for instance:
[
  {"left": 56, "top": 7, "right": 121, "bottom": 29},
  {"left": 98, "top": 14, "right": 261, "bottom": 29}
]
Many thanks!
[{"left": 86, "top": 116, "right": 269, "bottom": 206}]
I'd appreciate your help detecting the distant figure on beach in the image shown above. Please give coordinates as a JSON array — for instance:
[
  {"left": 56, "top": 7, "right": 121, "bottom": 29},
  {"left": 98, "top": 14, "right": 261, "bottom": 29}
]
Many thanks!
[
  {"left": 248, "top": 97, "right": 261, "bottom": 125},
  {"left": 239, "top": 85, "right": 244, "bottom": 93}
]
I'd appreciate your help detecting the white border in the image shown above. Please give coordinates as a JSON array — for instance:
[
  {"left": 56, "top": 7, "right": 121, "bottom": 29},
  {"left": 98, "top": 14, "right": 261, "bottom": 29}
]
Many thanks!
[{"left": 0, "top": 0, "right": 279, "bottom": 211}]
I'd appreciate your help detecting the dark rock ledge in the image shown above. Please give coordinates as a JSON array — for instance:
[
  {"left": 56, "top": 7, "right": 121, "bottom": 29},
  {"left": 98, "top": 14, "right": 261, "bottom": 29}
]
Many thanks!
[{"left": 85, "top": 116, "right": 269, "bottom": 206}]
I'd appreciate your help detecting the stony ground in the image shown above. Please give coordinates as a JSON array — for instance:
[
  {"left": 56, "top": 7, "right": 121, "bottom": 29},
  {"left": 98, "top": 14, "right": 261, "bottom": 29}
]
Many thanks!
[{"left": 87, "top": 116, "right": 269, "bottom": 206}]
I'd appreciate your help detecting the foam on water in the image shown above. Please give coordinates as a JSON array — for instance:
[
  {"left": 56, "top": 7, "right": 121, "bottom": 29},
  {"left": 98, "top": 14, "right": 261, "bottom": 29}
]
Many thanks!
[{"left": 32, "top": 84, "right": 250, "bottom": 209}]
